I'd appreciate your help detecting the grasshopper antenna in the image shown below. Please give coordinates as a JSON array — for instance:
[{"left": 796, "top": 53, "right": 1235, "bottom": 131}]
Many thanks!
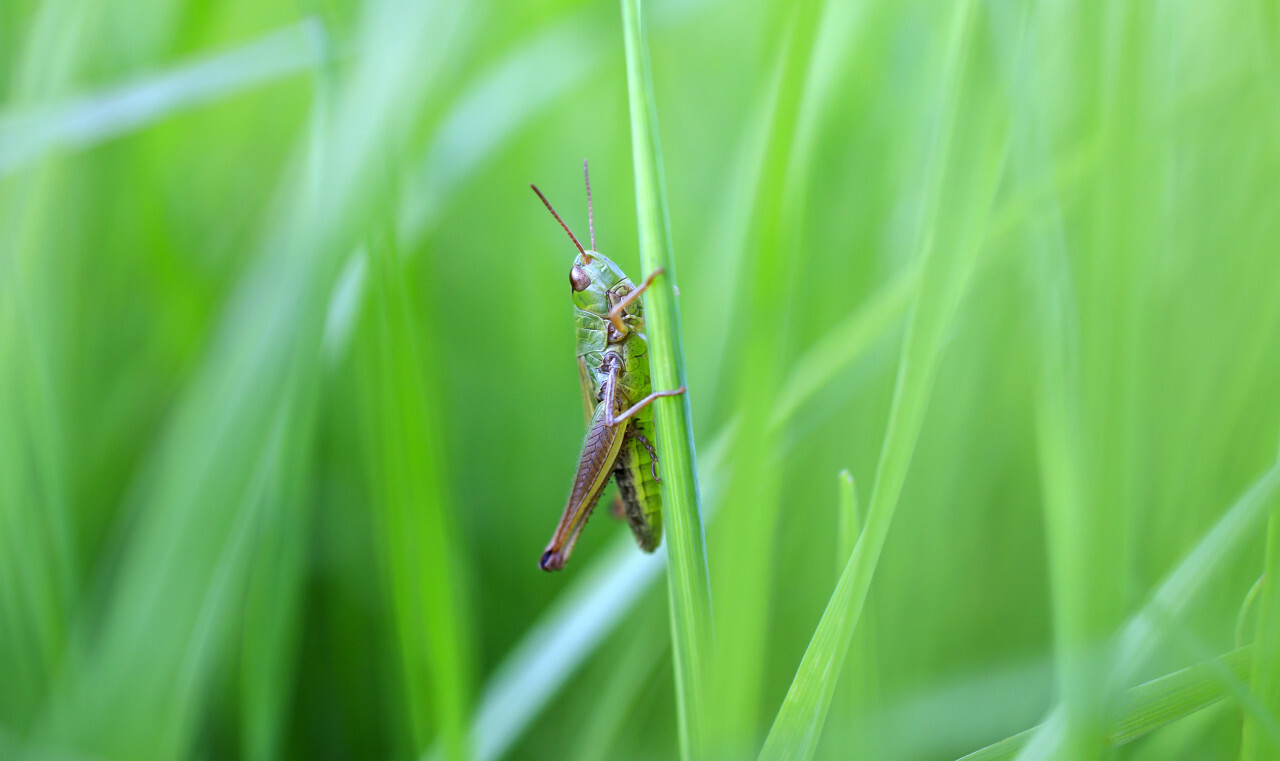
[
  {"left": 583, "top": 159, "right": 596, "bottom": 252},
  {"left": 531, "top": 183, "right": 590, "bottom": 261}
]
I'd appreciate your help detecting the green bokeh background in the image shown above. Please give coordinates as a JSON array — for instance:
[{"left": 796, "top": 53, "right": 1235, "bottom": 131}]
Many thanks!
[{"left": 3, "top": 0, "right": 1280, "bottom": 759}]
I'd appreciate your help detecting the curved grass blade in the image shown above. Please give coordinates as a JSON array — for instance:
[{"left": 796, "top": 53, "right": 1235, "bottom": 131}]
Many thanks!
[
  {"left": 758, "top": 4, "right": 995, "bottom": 757},
  {"left": 566, "top": 604, "right": 669, "bottom": 761},
  {"left": 0, "top": 20, "right": 328, "bottom": 177},
  {"left": 398, "top": 9, "right": 607, "bottom": 242},
  {"left": 620, "top": 0, "right": 714, "bottom": 757},
  {"left": 421, "top": 541, "right": 667, "bottom": 761},
  {"left": 958, "top": 648, "right": 1254, "bottom": 761},
  {"left": 1008, "top": 454, "right": 1280, "bottom": 761},
  {"left": 707, "top": 0, "right": 827, "bottom": 746}
]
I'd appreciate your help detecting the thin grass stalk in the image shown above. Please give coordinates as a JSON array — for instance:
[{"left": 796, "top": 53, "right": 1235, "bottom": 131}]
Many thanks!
[
  {"left": 237, "top": 385, "right": 316, "bottom": 761},
  {"left": 363, "top": 225, "right": 473, "bottom": 761},
  {"left": 619, "top": 0, "right": 713, "bottom": 757},
  {"left": 994, "top": 3, "right": 1109, "bottom": 757},
  {"left": 239, "top": 32, "right": 335, "bottom": 760},
  {"left": 831, "top": 471, "right": 880, "bottom": 759},
  {"left": 758, "top": 4, "right": 987, "bottom": 757},
  {"left": 708, "top": 0, "right": 824, "bottom": 748},
  {"left": 756, "top": 472, "right": 869, "bottom": 761}
]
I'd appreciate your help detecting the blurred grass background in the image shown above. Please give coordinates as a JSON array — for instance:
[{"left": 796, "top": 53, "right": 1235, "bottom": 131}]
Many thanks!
[{"left": 3, "top": 0, "right": 1280, "bottom": 760}]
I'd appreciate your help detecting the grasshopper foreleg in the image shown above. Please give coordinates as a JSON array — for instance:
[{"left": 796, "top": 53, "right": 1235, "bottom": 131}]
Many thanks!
[{"left": 608, "top": 268, "right": 665, "bottom": 334}]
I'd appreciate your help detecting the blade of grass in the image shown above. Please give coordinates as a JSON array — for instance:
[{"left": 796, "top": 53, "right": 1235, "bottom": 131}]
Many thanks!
[
  {"left": 829, "top": 470, "right": 881, "bottom": 759},
  {"left": 759, "top": 4, "right": 998, "bottom": 757},
  {"left": 620, "top": 1, "right": 714, "bottom": 758},
  {"left": 360, "top": 224, "right": 473, "bottom": 760},
  {"left": 566, "top": 602, "right": 669, "bottom": 761},
  {"left": 398, "top": 8, "right": 607, "bottom": 243},
  {"left": 995, "top": 2, "right": 1123, "bottom": 756},
  {"left": 959, "top": 648, "right": 1255, "bottom": 761},
  {"left": 836, "top": 471, "right": 860, "bottom": 575},
  {"left": 239, "top": 35, "right": 335, "bottom": 759},
  {"left": 1157, "top": 605, "right": 1280, "bottom": 748},
  {"left": 238, "top": 382, "right": 318, "bottom": 761},
  {"left": 1017, "top": 57, "right": 1104, "bottom": 761},
  {"left": 26, "top": 2, "right": 468, "bottom": 758},
  {"left": 0, "top": 19, "right": 328, "bottom": 177},
  {"left": 707, "top": 0, "right": 825, "bottom": 746},
  {"left": 1007, "top": 453, "right": 1280, "bottom": 761},
  {"left": 757, "top": 472, "right": 870, "bottom": 761},
  {"left": 0, "top": 0, "right": 102, "bottom": 730},
  {"left": 1118, "top": 457, "right": 1280, "bottom": 679}
]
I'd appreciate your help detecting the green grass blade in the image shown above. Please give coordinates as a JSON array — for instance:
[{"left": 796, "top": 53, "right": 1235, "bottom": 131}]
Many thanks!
[
  {"left": 23, "top": 2, "right": 466, "bottom": 758},
  {"left": 770, "top": 273, "right": 914, "bottom": 430},
  {"left": 1118, "top": 458, "right": 1280, "bottom": 679},
  {"left": 759, "top": 4, "right": 995, "bottom": 757},
  {"left": 830, "top": 470, "right": 881, "bottom": 759},
  {"left": 1009, "top": 456, "right": 1280, "bottom": 760},
  {"left": 0, "top": 1, "right": 99, "bottom": 729},
  {"left": 707, "top": 1, "right": 834, "bottom": 744},
  {"left": 836, "top": 471, "right": 860, "bottom": 568},
  {"left": 238, "top": 390, "right": 316, "bottom": 761},
  {"left": 620, "top": 1, "right": 714, "bottom": 757},
  {"left": 420, "top": 541, "right": 667, "bottom": 761},
  {"left": 566, "top": 607, "right": 669, "bottom": 761},
  {"left": 757, "top": 472, "right": 867, "bottom": 761},
  {"left": 360, "top": 227, "right": 473, "bottom": 760},
  {"left": 0, "top": 20, "right": 326, "bottom": 177},
  {"left": 959, "top": 648, "right": 1254, "bottom": 761},
  {"left": 398, "top": 9, "right": 607, "bottom": 242}
]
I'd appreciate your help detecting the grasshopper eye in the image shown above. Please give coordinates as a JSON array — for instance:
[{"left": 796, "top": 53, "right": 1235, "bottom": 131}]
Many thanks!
[{"left": 570, "top": 265, "right": 590, "bottom": 292}]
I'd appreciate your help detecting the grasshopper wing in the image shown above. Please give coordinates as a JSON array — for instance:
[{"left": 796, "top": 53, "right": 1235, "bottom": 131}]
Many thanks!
[{"left": 540, "top": 401, "right": 628, "bottom": 571}]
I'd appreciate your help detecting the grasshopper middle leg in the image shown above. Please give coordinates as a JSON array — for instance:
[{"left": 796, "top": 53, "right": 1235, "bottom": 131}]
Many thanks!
[{"left": 600, "top": 362, "right": 685, "bottom": 428}]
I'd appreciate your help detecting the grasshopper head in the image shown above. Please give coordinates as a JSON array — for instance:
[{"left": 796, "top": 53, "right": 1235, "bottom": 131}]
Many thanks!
[{"left": 569, "top": 251, "right": 626, "bottom": 313}]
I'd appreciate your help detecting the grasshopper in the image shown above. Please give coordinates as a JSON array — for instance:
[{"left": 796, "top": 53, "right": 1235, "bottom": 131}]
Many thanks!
[{"left": 532, "top": 161, "right": 685, "bottom": 572}]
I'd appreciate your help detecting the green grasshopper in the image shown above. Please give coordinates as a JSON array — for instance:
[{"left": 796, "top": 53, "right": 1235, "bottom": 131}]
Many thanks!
[{"left": 532, "top": 162, "right": 685, "bottom": 572}]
